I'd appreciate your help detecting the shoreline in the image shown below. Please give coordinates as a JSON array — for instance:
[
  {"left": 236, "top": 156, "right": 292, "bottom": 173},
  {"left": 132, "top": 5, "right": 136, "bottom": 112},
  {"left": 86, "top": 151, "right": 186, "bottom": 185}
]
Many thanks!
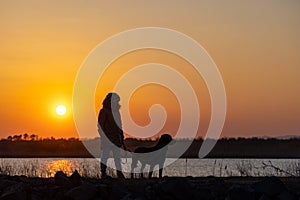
[
  {"left": 0, "top": 172, "right": 299, "bottom": 200},
  {"left": 0, "top": 155, "right": 300, "bottom": 159}
]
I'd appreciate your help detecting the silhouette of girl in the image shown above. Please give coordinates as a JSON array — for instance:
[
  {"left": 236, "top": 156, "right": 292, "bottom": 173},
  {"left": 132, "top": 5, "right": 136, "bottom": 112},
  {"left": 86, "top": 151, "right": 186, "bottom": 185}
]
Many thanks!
[{"left": 98, "top": 92, "right": 125, "bottom": 179}]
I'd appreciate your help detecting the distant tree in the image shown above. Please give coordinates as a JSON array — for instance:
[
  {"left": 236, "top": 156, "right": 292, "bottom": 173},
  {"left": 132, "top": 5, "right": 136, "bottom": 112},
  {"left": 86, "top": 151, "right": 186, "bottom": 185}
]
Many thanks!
[
  {"left": 7, "top": 136, "right": 12, "bottom": 141},
  {"left": 12, "top": 134, "right": 22, "bottom": 141},
  {"left": 68, "top": 137, "right": 79, "bottom": 142},
  {"left": 23, "top": 133, "right": 29, "bottom": 141},
  {"left": 12, "top": 135, "right": 17, "bottom": 141},
  {"left": 30, "top": 134, "right": 36, "bottom": 141}
]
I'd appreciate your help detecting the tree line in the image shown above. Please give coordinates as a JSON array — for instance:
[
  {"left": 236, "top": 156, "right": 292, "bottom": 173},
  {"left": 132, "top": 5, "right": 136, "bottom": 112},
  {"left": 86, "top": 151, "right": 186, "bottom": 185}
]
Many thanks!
[
  {"left": 1, "top": 134, "right": 79, "bottom": 142},
  {"left": 0, "top": 134, "right": 300, "bottom": 158}
]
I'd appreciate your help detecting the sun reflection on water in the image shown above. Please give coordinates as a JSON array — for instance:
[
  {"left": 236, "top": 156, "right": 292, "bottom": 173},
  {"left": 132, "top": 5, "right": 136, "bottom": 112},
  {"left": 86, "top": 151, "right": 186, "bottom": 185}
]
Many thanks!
[{"left": 46, "top": 160, "right": 75, "bottom": 177}]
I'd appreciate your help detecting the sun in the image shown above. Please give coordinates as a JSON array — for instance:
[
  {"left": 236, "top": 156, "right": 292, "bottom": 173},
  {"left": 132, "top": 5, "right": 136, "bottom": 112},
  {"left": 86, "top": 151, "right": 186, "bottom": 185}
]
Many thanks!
[{"left": 56, "top": 105, "right": 66, "bottom": 116}]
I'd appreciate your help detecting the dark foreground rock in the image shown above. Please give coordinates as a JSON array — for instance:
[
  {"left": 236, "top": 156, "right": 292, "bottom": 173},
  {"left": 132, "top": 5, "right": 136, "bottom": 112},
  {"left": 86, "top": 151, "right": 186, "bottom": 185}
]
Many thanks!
[{"left": 0, "top": 172, "right": 299, "bottom": 200}]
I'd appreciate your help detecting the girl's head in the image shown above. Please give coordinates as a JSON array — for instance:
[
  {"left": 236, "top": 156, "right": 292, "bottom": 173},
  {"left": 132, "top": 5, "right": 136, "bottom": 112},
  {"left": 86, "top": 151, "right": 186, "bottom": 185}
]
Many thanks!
[{"left": 103, "top": 92, "right": 121, "bottom": 110}]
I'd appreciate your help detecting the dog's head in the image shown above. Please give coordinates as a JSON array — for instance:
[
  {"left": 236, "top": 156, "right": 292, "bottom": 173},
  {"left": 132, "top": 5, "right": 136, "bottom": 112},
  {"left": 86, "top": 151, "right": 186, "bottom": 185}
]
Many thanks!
[{"left": 158, "top": 134, "right": 173, "bottom": 146}]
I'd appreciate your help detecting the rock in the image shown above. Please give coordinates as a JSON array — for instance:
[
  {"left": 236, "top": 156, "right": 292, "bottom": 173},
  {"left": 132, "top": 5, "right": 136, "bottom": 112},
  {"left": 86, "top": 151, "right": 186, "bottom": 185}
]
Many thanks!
[
  {"left": 144, "top": 184, "right": 155, "bottom": 200},
  {"left": 276, "top": 190, "right": 296, "bottom": 200},
  {"left": 0, "top": 182, "right": 28, "bottom": 200},
  {"left": 0, "top": 179, "right": 18, "bottom": 191},
  {"left": 31, "top": 185, "right": 64, "bottom": 200},
  {"left": 65, "top": 183, "right": 99, "bottom": 200},
  {"left": 70, "top": 170, "right": 83, "bottom": 187},
  {"left": 252, "top": 177, "right": 287, "bottom": 197},
  {"left": 259, "top": 194, "right": 272, "bottom": 200},
  {"left": 226, "top": 184, "right": 255, "bottom": 200},
  {"left": 109, "top": 184, "right": 130, "bottom": 200},
  {"left": 210, "top": 178, "right": 227, "bottom": 199},
  {"left": 20, "top": 176, "right": 48, "bottom": 187},
  {"left": 95, "top": 184, "right": 111, "bottom": 200},
  {"left": 154, "top": 177, "right": 197, "bottom": 200},
  {"left": 195, "top": 187, "right": 212, "bottom": 200},
  {"left": 54, "top": 171, "right": 72, "bottom": 188},
  {"left": 119, "top": 193, "right": 136, "bottom": 200},
  {"left": 0, "top": 174, "right": 299, "bottom": 200}
]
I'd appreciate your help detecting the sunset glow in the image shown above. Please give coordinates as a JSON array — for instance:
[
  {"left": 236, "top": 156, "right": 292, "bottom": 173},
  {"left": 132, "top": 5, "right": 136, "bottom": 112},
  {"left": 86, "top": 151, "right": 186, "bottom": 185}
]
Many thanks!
[
  {"left": 46, "top": 160, "right": 73, "bottom": 177},
  {"left": 0, "top": 1, "right": 299, "bottom": 139}
]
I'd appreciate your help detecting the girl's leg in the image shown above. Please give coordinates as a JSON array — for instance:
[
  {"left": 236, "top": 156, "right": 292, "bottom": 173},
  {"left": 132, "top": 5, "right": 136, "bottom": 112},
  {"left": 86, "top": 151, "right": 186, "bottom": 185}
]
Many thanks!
[
  {"left": 112, "top": 147, "right": 125, "bottom": 178},
  {"left": 101, "top": 146, "right": 110, "bottom": 177}
]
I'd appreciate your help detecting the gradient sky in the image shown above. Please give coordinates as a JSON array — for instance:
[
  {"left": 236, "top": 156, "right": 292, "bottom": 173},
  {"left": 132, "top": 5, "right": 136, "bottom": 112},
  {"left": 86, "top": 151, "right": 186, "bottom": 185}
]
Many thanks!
[{"left": 0, "top": 0, "right": 299, "bottom": 139}]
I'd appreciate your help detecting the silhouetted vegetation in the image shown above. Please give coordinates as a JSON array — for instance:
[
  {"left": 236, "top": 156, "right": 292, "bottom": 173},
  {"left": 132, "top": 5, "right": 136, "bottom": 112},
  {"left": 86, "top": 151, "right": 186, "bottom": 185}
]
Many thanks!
[
  {"left": 0, "top": 135, "right": 90, "bottom": 157},
  {"left": 0, "top": 134, "right": 300, "bottom": 158},
  {"left": 126, "top": 137, "right": 300, "bottom": 158}
]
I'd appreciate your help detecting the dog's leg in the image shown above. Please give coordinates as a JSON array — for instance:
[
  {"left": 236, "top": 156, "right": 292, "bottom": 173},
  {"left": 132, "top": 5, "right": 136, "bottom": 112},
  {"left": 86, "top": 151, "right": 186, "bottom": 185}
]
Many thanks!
[
  {"left": 159, "top": 168, "right": 163, "bottom": 178},
  {"left": 131, "top": 164, "right": 135, "bottom": 179},
  {"left": 140, "top": 163, "right": 145, "bottom": 179},
  {"left": 131, "top": 155, "right": 139, "bottom": 179},
  {"left": 158, "top": 162, "right": 164, "bottom": 178},
  {"left": 148, "top": 164, "right": 154, "bottom": 178}
]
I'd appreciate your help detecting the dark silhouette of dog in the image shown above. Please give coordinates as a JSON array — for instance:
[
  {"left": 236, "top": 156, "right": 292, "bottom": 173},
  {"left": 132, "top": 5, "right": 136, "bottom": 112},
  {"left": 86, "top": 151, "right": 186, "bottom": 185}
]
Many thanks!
[{"left": 131, "top": 134, "right": 173, "bottom": 178}]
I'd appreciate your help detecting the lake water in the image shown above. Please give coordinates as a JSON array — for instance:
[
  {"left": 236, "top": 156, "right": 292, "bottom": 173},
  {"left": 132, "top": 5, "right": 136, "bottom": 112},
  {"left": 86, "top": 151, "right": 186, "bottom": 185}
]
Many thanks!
[{"left": 0, "top": 158, "right": 299, "bottom": 178}]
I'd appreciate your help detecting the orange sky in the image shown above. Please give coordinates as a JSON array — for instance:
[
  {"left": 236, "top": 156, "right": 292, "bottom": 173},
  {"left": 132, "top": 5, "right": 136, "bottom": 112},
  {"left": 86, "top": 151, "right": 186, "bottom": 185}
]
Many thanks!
[{"left": 0, "top": 0, "right": 299, "bottom": 139}]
